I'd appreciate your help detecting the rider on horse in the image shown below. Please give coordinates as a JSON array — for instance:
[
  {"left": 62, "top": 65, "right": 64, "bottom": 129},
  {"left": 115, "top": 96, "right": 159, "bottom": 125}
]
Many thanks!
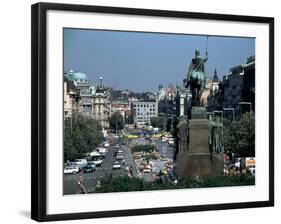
[{"left": 186, "top": 48, "right": 208, "bottom": 107}]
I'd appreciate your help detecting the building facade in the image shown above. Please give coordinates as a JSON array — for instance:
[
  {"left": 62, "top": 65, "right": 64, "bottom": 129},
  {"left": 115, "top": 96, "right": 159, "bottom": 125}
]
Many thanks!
[
  {"left": 111, "top": 98, "right": 132, "bottom": 124},
  {"left": 63, "top": 77, "right": 77, "bottom": 118},
  {"left": 133, "top": 101, "right": 158, "bottom": 127},
  {"left": 92, "top": 77, "right": 111, "bottom": 129},
  {"left": 207, "top": 56, "right": 255, "bottom": 120},
  {"left": 65, "top": 69, "right": 93, "bottom": 117}
]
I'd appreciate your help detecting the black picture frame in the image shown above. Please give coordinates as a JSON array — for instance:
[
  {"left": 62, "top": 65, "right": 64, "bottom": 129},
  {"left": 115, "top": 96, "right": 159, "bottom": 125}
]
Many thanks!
[{"left": 31, "top": 2, "right": 274, "bottom": 222}]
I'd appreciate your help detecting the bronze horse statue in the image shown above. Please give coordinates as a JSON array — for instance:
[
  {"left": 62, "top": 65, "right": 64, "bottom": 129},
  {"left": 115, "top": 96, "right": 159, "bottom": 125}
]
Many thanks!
[{"left": 185, "top": 48, "right": 208, "bottom": 107}]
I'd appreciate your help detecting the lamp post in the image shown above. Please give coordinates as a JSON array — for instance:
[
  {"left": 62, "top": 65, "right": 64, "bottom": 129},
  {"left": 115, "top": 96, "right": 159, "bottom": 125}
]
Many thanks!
[
  {"left": 223, "top": 108, "right": 235, "bottom": 121},
  {"left": 115, "top": 112, "right": 118, "bottom": 136}
]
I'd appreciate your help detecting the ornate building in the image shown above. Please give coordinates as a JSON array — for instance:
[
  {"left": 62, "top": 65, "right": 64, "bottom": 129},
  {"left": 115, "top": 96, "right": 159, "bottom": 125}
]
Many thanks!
[
  {"left": 63, "top": 76, "right": 77, "bottom": 118},
  {"left": 92, "top": 77, "right": 111, "bottom": 129},
  {"left": 65, "top": 69, "right": 93, "bottom": 117},
  {"left": 111, "top": 98, "right": 132, "bottom": 124}
]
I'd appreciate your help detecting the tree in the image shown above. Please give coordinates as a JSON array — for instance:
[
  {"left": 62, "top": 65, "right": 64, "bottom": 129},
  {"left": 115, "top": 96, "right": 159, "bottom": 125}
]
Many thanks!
[
  {"left": 131, "top": 144, "right": 155, "bottom": 153},
  {"left": 223, "top": 112, "right": 255, "bottom": 157},
  {"left": 64, "top": 114, "right": 103, "bottom": 162},
  {"left": 151, "top": 116, "right": 166, "bottom": 130},
  {"left": 126, "top": 114, "right": 134, "bottom": 124},
  {"left": 109, "top": 112, "right": 124, "bottom": 131}
]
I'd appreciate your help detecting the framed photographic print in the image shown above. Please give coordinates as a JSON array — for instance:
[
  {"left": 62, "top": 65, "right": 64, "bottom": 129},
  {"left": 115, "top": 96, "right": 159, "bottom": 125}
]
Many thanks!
[{"left": 31, "top": 2, "right": 274, "bottom": 222}]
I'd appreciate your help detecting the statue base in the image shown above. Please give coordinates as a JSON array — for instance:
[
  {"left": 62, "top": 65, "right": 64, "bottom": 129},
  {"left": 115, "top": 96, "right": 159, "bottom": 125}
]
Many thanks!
[
  {"left": 176, "top": 152, "right": 224, "bottom": 178},
  {"left": 191, "top": 107, "right": 207, "bottom": 119},
  {"left": 175, "top": 118, "right": 224, "bottom": 178}
]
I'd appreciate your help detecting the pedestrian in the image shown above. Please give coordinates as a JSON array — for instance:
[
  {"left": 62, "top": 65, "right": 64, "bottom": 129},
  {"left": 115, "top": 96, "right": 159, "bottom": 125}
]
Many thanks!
[
  {"left": 77, "top": 179, "right": 87, "bottom": 194},
  {"left": 159, "top": 170, "right": 163, "bottom": 184},
  {"left": 125, "top": 166, "right": 130, "bottom": 176},
  {"left": 129, "top": 166, "right": 133, "bottom": 177}
]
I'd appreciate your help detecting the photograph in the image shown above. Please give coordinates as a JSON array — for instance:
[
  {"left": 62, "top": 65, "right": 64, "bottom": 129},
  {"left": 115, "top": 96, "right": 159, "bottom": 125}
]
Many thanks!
[{"left": 63, "top": 28, "right": 256, "bottom": 195}]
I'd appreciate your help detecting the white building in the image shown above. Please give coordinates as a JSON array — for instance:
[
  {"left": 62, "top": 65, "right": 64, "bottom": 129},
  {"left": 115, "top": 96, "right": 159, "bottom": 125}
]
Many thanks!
[{"left": 133, "top": 101, "right": 158, "bottom": 127}]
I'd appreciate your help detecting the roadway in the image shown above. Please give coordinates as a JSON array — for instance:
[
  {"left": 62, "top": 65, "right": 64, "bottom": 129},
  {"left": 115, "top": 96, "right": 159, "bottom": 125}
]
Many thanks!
[{"left": 63, "top": 142, "right": 137, "bottom": 195}]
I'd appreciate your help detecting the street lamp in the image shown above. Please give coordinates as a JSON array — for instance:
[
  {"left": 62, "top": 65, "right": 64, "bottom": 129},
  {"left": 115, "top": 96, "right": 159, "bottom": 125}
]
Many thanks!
[{"left": 223, "top": 108, "right": 235, "bottom": 121}]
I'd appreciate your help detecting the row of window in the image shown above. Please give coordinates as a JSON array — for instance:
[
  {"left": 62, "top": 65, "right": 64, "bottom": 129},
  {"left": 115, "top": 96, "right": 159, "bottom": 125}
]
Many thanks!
[
  {"left": 137, "top": 108, "right": 155, "bottom": 112},
  {"left": 135, "top": 104, "right": 156, "bottom": 108},
  {"left": 137, "top": 112, "right": 156, "bottom": 116}
]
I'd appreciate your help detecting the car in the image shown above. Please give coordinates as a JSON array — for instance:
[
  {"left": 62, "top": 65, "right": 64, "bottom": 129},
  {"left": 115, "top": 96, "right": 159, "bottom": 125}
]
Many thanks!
[
  {"left": 88, "top": 163, "right": 96, "bottom": 170},
  {"left": 113, "top": 151, "right": 118, "bottom": 157},
  {"left": 114, "top": 144, "right": 120, "bottom": 149},
  {"left": 103, "top": 142, "right": 110, "bottom": 148},
  {"left": 143, "top": 168, "right": 151, "bottom": 173},
  {"left": 74, "top": 159, "right": 88, "bottom": 168},
  {"left": 112, "top": 161, "right": 121, "bottom": 169},
  {"left": 117, "top": 149, "right": 123, "bottom": 154},
  {"left": 89, "top": 159, "right": 103, "bottom": 166},
  {"left": 168, "top": 138, "right": 175, "bottom": 145},
  {"left": 82, "top": 164, "right": 96, "bottom": 173},
  {"left": 64, "top": 166, "right": 79, "bottom": 174},
  {"left": 116, "top": 153, "right": 124, "bottom": 160}
]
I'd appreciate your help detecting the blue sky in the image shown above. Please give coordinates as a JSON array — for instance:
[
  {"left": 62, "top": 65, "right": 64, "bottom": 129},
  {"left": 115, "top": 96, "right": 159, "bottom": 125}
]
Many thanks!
[{"left": 64, "top": 28, "right": 255, "bottom": 92}]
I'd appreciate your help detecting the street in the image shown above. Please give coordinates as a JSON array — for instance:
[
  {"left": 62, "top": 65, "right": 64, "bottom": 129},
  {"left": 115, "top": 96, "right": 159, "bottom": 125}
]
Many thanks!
[
  {"left": 63, "top": 143, "right": 136, "bottom": 195},
  {"left": 64, "top": 137, "right": 175, "bottom": 194}
]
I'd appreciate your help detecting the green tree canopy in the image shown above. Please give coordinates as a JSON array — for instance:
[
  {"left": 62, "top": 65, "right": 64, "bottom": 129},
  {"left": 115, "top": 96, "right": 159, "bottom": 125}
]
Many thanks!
[
  {"left": 64, "top": 114, "right": 103, "bottom": 162},
  {"left": 131, "top": 144, "right": 155, "bottom": 153},
  {"left": 109, "top": 112, "right": 124, "bottom": 131},
  {"left": 151, "top": 116, "right": 166, "bottom": 130},
  {"left": 223, "top": 112, "right": 255, "bottom": 157}
]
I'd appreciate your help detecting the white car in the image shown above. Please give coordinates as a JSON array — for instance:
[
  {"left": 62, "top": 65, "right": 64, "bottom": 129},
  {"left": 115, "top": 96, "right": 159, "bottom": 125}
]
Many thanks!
[
  {"left": 89, "top": 159, "right": 103, "bottom": 166},
  {"left": 168, "top": 138, "right": 175, "bottom": 145},
  {"left": 116, "top": 153, "right": 124, "bottom": 160},
  {"left": 143, "top": 168, "right": 151, "bottom": 173},
  {"left": 64, "top": 166, "right": 79, "bottom": 174},
  {"left": 103, "top": 142, "right": 110, "bottom": 148},
  {"left": 112, "top": 161, "right": 121, "bottom": 169}
]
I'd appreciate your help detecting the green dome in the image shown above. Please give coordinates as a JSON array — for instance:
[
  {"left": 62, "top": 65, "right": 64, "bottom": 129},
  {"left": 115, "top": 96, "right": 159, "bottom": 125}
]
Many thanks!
[
  {"left": 74, "top": 72, "right": 88, "bottom": 82},
  {"left": 67, "top": 69, "right": 88, "bottom": 82}
]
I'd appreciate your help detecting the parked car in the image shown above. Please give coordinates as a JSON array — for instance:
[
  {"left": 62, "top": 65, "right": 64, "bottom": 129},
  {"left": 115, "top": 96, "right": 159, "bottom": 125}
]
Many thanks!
[
  {"left": 89, "top": 158, "right": 103, "bottom": 166},
  {"left": 103, "top": 142, "right": 110, "bottom": 148},
  {"left": 64, "top": 166, "right": 79, "bottom": 174},
  {"left": 74, "top": 159, "right": 88, "bottom": 168},
  {"left": 82, "top": 164, "right": 96, "bottom": 173},
  {"left": 89, "top": 152, "right": 103, "bottom": 166},
  {"left": 112, "top": 161, "right": 121, "bottom": 169},
  {"left": 88, "top": 163, "right": 96, "bottom": 170}
]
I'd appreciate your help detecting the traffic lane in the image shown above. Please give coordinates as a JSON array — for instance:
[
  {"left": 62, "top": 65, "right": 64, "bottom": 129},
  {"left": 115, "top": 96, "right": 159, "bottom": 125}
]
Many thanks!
[
  {"left": 122, "top": 144, "right": 138, "bottom": 177},
  {"left": 64, "top": 148, "right": 126, "bottom": 195},
  {"left": 64, "top": 167, "right": 126, "bottom": 194},
  {"left": 153, "top": 139, "right": 174, "bottom": 159}
]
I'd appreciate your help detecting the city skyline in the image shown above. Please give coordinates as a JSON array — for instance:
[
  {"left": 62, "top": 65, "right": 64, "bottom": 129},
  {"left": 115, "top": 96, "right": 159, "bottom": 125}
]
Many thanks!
[{"left": 64, "top": 28, "right": 255, "bottom": 92}]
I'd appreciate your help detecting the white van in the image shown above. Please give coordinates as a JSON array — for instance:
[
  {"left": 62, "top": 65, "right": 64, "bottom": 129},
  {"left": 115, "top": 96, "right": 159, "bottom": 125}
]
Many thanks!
[{"left": 74, "top": 159, "right": 88, "bottom": 168}]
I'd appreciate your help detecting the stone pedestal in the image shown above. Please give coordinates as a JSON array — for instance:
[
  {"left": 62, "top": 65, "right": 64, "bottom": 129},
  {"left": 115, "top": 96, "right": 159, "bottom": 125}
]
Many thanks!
[
  {"left": 176, "top": 117, "right": 224, "bottom": 178},
  {"left": 191, "top": 107, "right": 207, "bottom": 119}
]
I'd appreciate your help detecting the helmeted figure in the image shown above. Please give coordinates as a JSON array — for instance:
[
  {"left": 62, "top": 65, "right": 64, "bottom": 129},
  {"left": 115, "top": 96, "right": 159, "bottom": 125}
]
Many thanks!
[
  {"left": 186, "top": 48, "right": 208, "bottom": 107},
  {"left": 177, "top": 116, "right": 189, "bottom": 152},
  {"left": 208, "top": 116, "right": 224, "bottom": 153}
]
